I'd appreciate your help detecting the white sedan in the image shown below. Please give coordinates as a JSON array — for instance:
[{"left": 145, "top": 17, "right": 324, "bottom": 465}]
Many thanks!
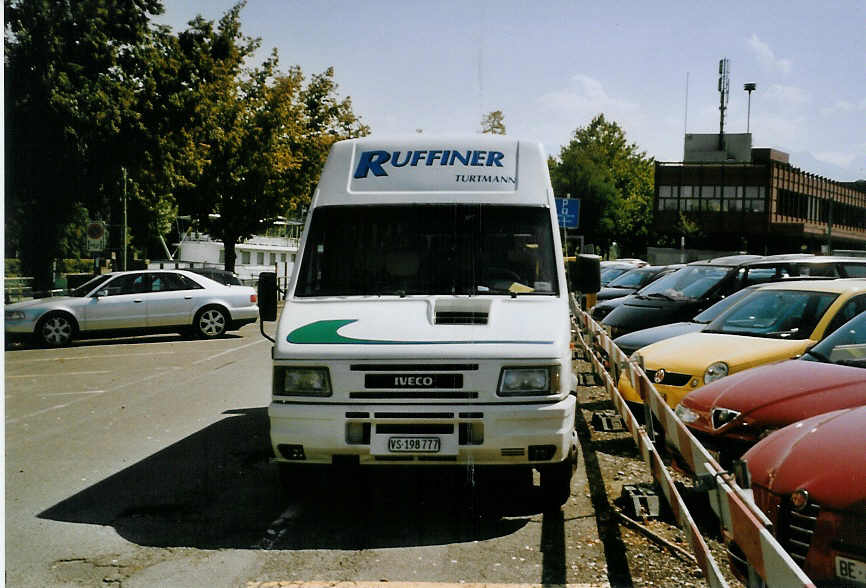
[{"left": 5, "top": 269, "right": 259, "bottom": 347}]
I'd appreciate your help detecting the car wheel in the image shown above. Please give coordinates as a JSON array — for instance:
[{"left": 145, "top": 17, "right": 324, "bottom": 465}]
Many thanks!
[
  {"left": 540, "top": 444, "right": 578, "bottom": 509},
  {"left": 194, "top": 306, "right": 228, "bottom": 338},
  {"left": 37, "top": 312, "right": 76, "bottom": 347}
]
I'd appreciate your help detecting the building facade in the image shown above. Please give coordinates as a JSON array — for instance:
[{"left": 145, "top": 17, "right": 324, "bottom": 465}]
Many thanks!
[{"left": 654, "top": 137, "right": 866, "bottom": 254}]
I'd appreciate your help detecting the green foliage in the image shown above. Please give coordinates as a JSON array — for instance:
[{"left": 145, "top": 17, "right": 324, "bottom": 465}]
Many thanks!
[
  {"left": 481, "top": 110, "right": 506, "bottom": 135},
  {"left": 548, "top": 114, "right": 654, "bottom": 257},
  {"left": 5, "top": 0, "right": 370, "bottom": 279},
  {"left": 169, "top": 6, "right": 369, "bottom": 271},
  {"left": 5, "top": 0, "right": 164, "bottom": 288}
]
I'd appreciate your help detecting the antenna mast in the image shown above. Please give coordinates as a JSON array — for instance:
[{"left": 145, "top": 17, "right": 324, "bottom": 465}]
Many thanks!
[{"left": 718, "top": 58, "right": 730, "bottom": 150}]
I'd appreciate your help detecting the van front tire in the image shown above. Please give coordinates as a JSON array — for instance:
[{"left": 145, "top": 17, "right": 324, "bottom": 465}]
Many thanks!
[{"left": 540, "top": 444, "right": 578, "bottom": 509}]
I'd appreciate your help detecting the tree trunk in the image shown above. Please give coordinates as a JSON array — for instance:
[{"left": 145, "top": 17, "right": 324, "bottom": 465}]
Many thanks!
[{"left": 224, "top": 238, "right": 237, "bottom": 273}]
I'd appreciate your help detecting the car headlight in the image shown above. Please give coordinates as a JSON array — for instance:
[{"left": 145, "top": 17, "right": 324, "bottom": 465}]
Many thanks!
[
  {"left": 5, "top": 311, "right": 26, "bottom": 320},
  {"left": 711, "top": 407, "right": 741, "bottom": 429},
  {"left": 498, "top": 367, "right": 559, "bottom": 396},
  {"left": 703, "top": 361, "right": 729, "bottom": 384},
  {"left": 274, "top": 367, "right": 331, "bottom": 397},
  {"left": 675, "top": 404, "right": 700, "bottom": 423}
]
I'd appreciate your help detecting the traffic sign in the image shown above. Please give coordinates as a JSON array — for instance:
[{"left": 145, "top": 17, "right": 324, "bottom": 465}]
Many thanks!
[
  {"left": 87, "top": 221, "right": 107, "bottom": 252},
  {"left": 555, "top": 197, "right": 580, "bottom": 228}
]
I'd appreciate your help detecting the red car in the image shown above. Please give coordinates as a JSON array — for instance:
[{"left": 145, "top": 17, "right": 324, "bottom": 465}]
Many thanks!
[
  {"left": 734, "top": 406, "right": 866, "bottom": 585},
  {"left": 675, "top": 310, "right": 866, "bottom": 463}
]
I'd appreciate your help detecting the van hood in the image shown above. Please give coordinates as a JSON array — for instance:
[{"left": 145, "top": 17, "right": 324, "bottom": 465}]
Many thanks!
[
  {"left": 743, "top": 407, "right": 866, "bottom": 509},
  {"left": 682, "top": 360, "right": 866, "bottom": 425},
  {"left": 274, "top": 296, "right": 569, "bottom": 360}
]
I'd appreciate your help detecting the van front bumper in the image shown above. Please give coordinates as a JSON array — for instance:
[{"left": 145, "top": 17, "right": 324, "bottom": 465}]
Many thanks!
[{"left": 269, "top": 395, "right": 576, "bottom": 466}]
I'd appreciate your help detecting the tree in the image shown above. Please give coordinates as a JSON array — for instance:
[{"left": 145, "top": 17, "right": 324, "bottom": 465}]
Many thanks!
[
  {"left": 481, "top": 110, "right": 506, "bottom": 135},
  {"left": 172, "top": 5, "right": 369, "bottom": 272},
  {"left": 548, "top": 114, "right": 654, "bottom": 257},
  {"left": 5, "top": 0, "right": 165, "bottom": 289}
]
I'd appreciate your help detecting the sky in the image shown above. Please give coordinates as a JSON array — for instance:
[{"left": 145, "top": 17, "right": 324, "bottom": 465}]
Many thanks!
[{"left": 155, "top": 0, "right": 866, "bottom": 181}]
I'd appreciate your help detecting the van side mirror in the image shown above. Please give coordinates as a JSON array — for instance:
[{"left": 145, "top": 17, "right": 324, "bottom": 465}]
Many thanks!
[
  {"left": 567, "top": 254, "right": 601, "bottom": 294},
  {"left": 258, "top": 271, "right": 278, "bottom": 322}
]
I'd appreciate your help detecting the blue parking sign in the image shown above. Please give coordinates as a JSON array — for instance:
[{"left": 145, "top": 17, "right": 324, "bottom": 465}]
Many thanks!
[{"left": 555, "top": 198, "right": 580, "bottom": 228}]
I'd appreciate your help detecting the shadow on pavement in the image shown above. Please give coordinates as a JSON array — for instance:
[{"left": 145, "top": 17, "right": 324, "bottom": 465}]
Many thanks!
[{"left": 39, "top": 407, "right": 533, "bottom": 550}]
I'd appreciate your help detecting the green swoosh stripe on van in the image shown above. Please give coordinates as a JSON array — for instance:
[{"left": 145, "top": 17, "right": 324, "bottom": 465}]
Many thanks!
[{"left": 287, "top": 319, "right": 553, "bottom": 345}]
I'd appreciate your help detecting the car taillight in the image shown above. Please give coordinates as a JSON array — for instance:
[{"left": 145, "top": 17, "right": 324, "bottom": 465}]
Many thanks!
[{"left": 250, "top": 293, "right": 258, "bottom": 303}]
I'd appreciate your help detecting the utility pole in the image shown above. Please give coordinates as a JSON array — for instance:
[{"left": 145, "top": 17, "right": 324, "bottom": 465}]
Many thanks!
[
  {"left": 744, "top": 83, "right": 757, "bottom": 134},
  {"left": 122, "top": 167, "right": 128, "bottom": 271}
]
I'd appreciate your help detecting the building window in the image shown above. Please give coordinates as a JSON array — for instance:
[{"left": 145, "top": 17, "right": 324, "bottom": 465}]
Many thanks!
[
  {"left": 256, "top": 252, "right": 265, "bottom": 264},
  {"left": 219, "top": 249, "right": 225, "bottom": 263},
  {"left": 241, "top": 251, "right": 251, "bottom": 264},
  {"left": 280, "top": 253, "right": 287, "bottom": 262}
]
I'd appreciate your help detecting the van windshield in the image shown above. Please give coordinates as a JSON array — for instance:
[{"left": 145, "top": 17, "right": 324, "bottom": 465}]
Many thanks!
[{"left": 295, "top": 204, "right": 559, "bottom": 297}]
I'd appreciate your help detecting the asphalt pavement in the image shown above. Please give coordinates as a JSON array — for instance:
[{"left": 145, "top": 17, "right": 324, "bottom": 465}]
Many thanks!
[{"left": 4, "top": 325, "right": 608, "bottom": 587}]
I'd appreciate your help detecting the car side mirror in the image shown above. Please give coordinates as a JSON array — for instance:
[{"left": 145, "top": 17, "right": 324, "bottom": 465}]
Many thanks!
[
  {"left": 567, "top": 254, "right": 601, "bottom": 294},
  {"left": 94, "top": 289, "right": 108, "bottom": 298},
  {"left": 258, "top": 271, "right": 278, "bottom": 322}
]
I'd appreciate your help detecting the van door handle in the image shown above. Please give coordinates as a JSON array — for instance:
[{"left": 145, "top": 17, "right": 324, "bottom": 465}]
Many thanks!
[{"left": 184, "top": 296, "right": 192, "bottom": 300}]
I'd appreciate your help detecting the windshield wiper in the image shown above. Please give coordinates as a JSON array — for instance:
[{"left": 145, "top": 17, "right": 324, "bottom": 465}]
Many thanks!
[{"left": 646, "top": 292, "right": 677, "bottom": 301}]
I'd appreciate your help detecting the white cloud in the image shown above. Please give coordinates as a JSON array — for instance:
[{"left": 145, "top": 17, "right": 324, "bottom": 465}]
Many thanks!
[
  {"left": 747, "top": 34, "right": 792, "bottom": 74},
  {"left": 813, "top": 151, "right": 858, "bottom": 168},
  {"left": 820, "top": 98, "right": 866, "bottom": 117},
  {"left": 763, "top": 84, "right": 811, "bottom": 109},
  {"left": 537, "top": 74, "right": 640, "bottom": 120}
]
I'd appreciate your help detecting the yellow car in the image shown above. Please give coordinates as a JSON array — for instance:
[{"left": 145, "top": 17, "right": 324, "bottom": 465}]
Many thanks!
[{"left": 618, "top": 279, "right": 866, "bottom": 410}]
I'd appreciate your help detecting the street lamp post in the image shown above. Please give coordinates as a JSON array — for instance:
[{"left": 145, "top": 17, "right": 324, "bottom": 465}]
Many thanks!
[{"left": 744, "top": 83, "right": 757, "bottom": 134}]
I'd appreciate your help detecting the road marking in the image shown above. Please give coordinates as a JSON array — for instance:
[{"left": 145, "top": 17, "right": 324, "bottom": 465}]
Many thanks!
[
  {"left": 256, "top": 504, "right": 302, "bottom": 550},
  {"left": 5, "top": 368, "right": 179, "bottom": 425},
  {"left": 246, "top": 583, "right": 607, "bottom": 587},
  {"left": 6, "top": 351, "right": 175, "bottom": 364},
  {"left": 192, "top": 338, "right": 268, "bottom": 365},
  {"left": 40, "top": 390, "right": 106, "bottom": 396},
  {"left": 6, "top": 370, "right": 111, "bottom": 378}
]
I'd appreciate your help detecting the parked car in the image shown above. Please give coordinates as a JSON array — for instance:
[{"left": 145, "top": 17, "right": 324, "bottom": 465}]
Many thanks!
[
  {"left": 675, "top": 310, "right": 866, "bottom": 463},
  {"left": 601, "top": 254, "right": 866, "bottom": 339},
  {"left": 596, "top": 264, "right": 683, "bottom": 302},
  {"left": 4, "top": 269, "right": 259, "bottom": 347},
  {"left": 599, "top": 260, "right": 646, "bottom": 286},
  {"left": 188, "top": 267, "right": 243, "bottom": 286},
  {"left": 618, "top": 279, "right": 866, "bottom": 411},
  {"left": 730, "top": 406, "right": 866, "bottom": 585},
  {"left": 612, "top": 276, "right": 834, "bottom": 356}
]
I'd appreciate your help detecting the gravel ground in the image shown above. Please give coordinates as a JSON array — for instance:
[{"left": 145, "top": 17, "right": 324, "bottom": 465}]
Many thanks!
[{"left": 572, "top": 354, "right": 745, "bottom": 588}]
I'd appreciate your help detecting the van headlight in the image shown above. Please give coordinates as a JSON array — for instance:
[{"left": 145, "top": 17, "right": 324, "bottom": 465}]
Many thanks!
[
  {"left": 274, "top": 367, "right": 332, "bottom": 397},
  {"left": 703, "top": 362, "right": 729, "bottom": 384},
  {"left": 498, "top": 367, "right": 559, "bottom": 396}
]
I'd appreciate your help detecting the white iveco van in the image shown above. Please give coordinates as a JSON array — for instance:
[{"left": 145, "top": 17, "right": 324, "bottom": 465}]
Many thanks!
[{"left": 262, "top": 135, "right": 579, "bottom": 507}]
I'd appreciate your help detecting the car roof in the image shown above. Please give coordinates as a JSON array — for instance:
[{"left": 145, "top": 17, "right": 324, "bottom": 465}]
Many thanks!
[
  {"left": 748, "top": 278, "right": 866, "bottom": 293},
  {"left": 687, "top": 254, "right": 763, "bottom": 267},
  {"left": 743, "top": 255, "right": 866, "bottom": 266}
]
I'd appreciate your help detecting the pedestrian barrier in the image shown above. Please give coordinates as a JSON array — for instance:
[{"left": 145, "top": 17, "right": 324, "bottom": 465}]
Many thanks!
[{"left": 570, "top": 295, "right": 816, "bottom": 588}]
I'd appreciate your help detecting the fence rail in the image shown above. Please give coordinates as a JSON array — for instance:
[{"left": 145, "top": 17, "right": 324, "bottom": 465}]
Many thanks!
[{"left": 570, "top": 295, "right": 816, "bottom": 588}]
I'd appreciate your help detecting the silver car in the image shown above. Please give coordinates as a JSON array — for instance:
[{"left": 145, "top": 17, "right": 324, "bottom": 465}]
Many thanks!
[{"left": 5, "top": 270, "right": 259, "bottom": 347}]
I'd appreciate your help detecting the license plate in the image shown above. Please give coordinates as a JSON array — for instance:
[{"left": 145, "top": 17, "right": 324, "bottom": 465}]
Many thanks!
[
  {"left": 387, "top": 436, "right": 440, "bottom": 453},
  {"left": 837, "top": 556, "right": 866, "bottom": 584}
]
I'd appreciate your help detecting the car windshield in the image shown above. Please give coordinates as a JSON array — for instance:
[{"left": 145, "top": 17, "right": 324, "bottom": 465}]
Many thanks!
[
  {"left": 705, "top": 289, "right": 838, "bottom": 339},
  {"left": 607, "top": 268, "right": 657, "bottom": 289},
  {"left": 601, "top": 266, "right": 632, "bottom": 285},
  {"left": 804, "top": 311, "right": 866, "bottom": 368},
  {"left": 691, "top": 286, "right": 758, "bottom": 323},
  {"left": 71, "top": 274, "right": 113, "bottom": 297},
  {"left": 295, "top": 204, "right": 559, "bottom": 297},
  {"left": 638, "top": 265, "right": 730, "bottom": 301}
]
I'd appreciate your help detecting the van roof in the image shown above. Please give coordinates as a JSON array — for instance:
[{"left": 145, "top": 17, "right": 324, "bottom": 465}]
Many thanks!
[{"left": 312, "top": 135, "right": 554, "bottom": 207}]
